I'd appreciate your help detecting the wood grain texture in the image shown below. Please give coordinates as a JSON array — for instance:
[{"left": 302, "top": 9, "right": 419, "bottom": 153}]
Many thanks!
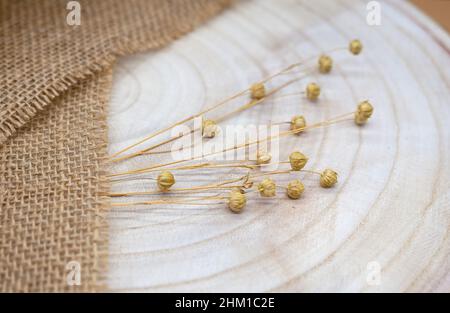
[{"left": 106, "top": 0, "right": 450, "bottom": 292}]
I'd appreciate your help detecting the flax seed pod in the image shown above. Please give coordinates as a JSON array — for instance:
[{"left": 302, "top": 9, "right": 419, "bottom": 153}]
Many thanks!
[
  {"left": 354, "top": 100, "right": 374, "bottom": 125},
  {"left": 286, "top": 179, "right": 305, "bottom": 199},
  {"left": 349, "top": 39, "right": 363, "bottom": 55},
  {"left": 289, "top": 151, "right": 308, "bottom": 171},
  {"left": 256, "top": 152, "right": 272, "bottom": 165},
  {"left": 228, "top": 189, "right": 246, "bottom": 213},
  {"left": 258, "top": 178, "right": 276, "bottom": 197},
  {"left": 290, "top": 115, "right": 306, "bottom": 135},
  {"left": 157, "top": 171, "right": 175, "bottom": 191},
  {"left": 318, "top": 55, "right": 333, "bottom": 73},
  {"left": 320, "top": 169, "right": 338, "bottom": 188},
  {"left": 250, "top": 82, "right": 266, "bottom": 100},
  {"left": 202, "top": 118, "right": 218, "bottom": 138},
  {"left": 306, "top": 82, "right": 321, "bottom": 101}
]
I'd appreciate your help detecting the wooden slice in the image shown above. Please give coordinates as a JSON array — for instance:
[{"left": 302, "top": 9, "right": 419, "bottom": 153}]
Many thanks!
[{"left": 107, "top": 0, "right": 450, "bottom": 292}]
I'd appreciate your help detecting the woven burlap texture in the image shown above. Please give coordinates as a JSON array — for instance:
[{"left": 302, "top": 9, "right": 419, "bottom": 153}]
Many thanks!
[
  {"left": 0, "top": 71, "right": 112, "bottom": 292},
  {"left": 0, "top": 0, "right": 230, "bottom": 292}
]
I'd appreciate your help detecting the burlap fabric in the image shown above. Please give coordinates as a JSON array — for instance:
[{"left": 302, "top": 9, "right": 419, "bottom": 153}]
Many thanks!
[{"left": 0, "top": 0, "right": 230, "bottom": 292}]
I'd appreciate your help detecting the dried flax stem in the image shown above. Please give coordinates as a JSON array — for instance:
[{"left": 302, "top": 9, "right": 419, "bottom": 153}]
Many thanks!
[
  {"left": 107, "top": 185, "right": 244, "bottom": 197},
  {"left": 110, "top": 195, "right": 228, "bottom": 207},
  {"left": 139, "top": 112, "right": 353, "bottom": 157},
  {"left": 109, "top": 76, "right": 304, "bottom": 163},
  {"left": 107, "top": 47, "right": 350, "bottom": 161},
  {"left": 107, "top": 110, "right": 357, "bottom": 178}
]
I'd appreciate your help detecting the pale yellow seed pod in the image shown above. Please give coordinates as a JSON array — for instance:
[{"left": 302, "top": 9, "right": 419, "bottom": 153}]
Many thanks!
[
  {"left": 157, "top": 171, "right": 175, "bottom": 191},
  {"left": 354, "top": 100, "right": 374, "bottom": 125},
  {"left": 289, "top": 151, "right": 308, "bottom": 171},
  {"left": 354, "top": 112, "right": 366, "bottom": 125},
  {"left": 250, "top": 82, "right": 265, "bottom": 100},
  {"left": 228, "top": 189, "right": 246, "bottom": 213},
  {"left": 286, "top": 179, "right": 305, "bottom": 199},
  {"left": 202, "top": 118, "right": 218, "bottom": 138},
  {"left": 358, "top": 100, "right": 373, "bottom": 118},
  {"left": 349, "top": 39, "right": 363, "bottom": 55},
  {"left": 320, "top": 169, "right": 338, "bottom": 188},
  {"left": 258, "top": 178, "right": 276, "bottom": 197},
  {"left": 290, "top": 115, "right": 306, "bottom": 135},
  {"left": 318, "top": 55, "right": 333, "bottom": 73},
  {"left": 306, "top": 82, "right": 321, "bottom": 101},
  {"left": 256, "top": 152, "right": 272, "bottom": 165}
]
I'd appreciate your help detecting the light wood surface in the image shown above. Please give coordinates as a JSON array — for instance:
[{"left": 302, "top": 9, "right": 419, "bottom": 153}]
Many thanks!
[{"left": 106, "top": 0, "right": 450, "bottom": 292}]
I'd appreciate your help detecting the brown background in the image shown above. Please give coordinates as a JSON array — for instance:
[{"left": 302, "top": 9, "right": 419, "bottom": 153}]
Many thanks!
[{"left": 412, "top": 0, "right": 450, "bottom": 32}]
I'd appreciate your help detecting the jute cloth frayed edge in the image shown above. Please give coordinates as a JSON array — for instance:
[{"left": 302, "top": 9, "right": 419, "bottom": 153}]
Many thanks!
[
  {"left": 0, "top": 0, "right": 233, "bottom": 144},
  {"left": 0, "top": 69, "right": 112, "bottom": 292},
  {"left": 0, "top": 0, "right": 232, "bottom": 292}
]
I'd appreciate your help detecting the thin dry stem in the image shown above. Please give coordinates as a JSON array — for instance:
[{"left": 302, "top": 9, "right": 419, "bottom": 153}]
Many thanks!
[
  {"left": 110, "top": 195, "right": 227, "bottom": 207},
  {"left": 108, "top": 47, "right": 348, "bottom": 161},
  {"left": 107, "top": 111, "right": 355, "bottom": 178}
]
